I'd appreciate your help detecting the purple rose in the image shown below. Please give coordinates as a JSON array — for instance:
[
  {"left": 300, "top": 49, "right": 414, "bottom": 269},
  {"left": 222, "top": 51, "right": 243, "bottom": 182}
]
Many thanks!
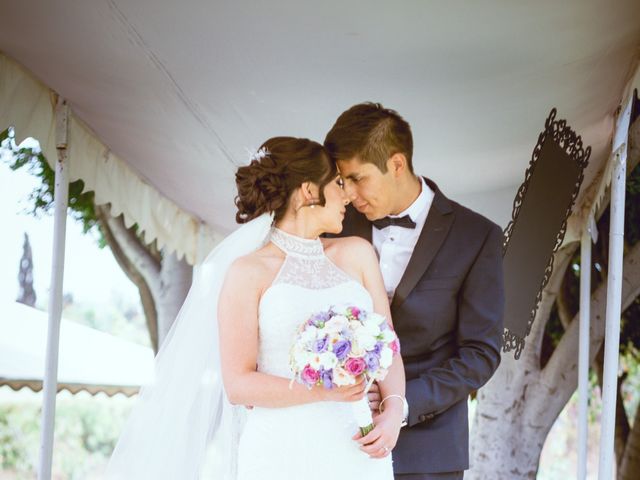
[
  {"left": 313, "top": 336, "right": 329, "bottom": 353},
  {"left": 309, "top": 311, "right": 331, "bottom": 327},
  {"left": 332, "top": 340, "right": 351, "bottom": 361},
  {"left": 321, "top": 369, "right": 333, "bottom": 389},
  {"left": 364, "top": 352, "right": 380, "bottom": 372},
  {"left": 373, "top": 341, "right": 384, "bottom": 356}
]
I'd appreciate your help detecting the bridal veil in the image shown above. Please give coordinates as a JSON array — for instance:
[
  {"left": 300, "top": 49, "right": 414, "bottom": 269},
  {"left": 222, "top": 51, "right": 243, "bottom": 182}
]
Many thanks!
[{"left": 105, "top": 214, "right": 273, "bottom": 479}]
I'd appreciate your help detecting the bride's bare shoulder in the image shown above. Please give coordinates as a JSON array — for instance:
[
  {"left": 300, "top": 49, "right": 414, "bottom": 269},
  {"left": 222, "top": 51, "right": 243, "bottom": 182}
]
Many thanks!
[
  {"left": 225, "top": 244, "right": 284, "bottom": 290},
  {"left": 322, "top": 236, "right": 377, "bottom": 270}
]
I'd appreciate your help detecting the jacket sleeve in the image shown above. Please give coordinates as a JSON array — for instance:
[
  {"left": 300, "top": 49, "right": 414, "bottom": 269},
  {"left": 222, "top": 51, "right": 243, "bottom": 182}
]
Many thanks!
[{"left": 405, "top": 222, "right": 505, "bottom": 427}]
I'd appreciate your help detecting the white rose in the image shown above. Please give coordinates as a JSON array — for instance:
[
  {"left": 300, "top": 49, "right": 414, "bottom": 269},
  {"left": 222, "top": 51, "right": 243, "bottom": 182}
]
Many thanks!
[
  {"left": 362, "top": 321, "right": 381, "bottom": 337},
  {"left": 295, "top": 352, "right": 313, "bottom": 369},
  {"left": 318, "top": 352, "right": 338, "bottom": 369},
  {"left": 369, "top": 312, "right": 387, "bottom": 325},
  {"left": 379, "top": 348, "right": 393, "bottom": 368},
  {"left": 308, "top": 354, "right": 324, "bottom": 370},
  {"left": 333, "top": 366, "right": 356, "bottom": 386},
  {"left": 355, "top": 330, "right": 377, "bottom": 351},
  {"left": 380, "top": 329, "right": 396, "bottom": 343},
  {"left": 299, "top": 326, "right": 319, "bottom": 343},
  {"left": 325, "top": 315, "right": 348, "bottom": 333},
  {"left": 350, "top": 338, "right": 364, "bottom": 357}
]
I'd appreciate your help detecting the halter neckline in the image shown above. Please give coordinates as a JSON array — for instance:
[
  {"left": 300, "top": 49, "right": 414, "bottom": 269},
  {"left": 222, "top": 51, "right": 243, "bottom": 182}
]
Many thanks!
[{"left": 270, "top": 228, "right": 324, "bottom": 258}]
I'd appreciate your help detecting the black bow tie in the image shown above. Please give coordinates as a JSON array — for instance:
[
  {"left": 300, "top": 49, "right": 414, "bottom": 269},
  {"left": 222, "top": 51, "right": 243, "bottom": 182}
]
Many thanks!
[{"left": 372, "top": 214, "right": 417, "bottom": 230}]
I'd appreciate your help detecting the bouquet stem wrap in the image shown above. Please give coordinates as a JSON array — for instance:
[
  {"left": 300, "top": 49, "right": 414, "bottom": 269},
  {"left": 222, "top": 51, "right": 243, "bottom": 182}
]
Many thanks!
[
  {"left": 353, "top": 375, "right": 376, "bottom": 436},
  {"left": 353, "top": 397, "right": 374, "bottom": 436}
]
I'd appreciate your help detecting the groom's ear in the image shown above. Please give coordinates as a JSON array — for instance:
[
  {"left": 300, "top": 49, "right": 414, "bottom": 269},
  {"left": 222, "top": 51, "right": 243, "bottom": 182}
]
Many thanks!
[{"left": 388, "top": 153, "right": 408, "bottom": 178}]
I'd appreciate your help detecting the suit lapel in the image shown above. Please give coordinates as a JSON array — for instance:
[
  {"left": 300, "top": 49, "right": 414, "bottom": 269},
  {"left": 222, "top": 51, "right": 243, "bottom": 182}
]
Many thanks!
[{"left": 390, "top": 179, "right": 455, "bottom": 310}]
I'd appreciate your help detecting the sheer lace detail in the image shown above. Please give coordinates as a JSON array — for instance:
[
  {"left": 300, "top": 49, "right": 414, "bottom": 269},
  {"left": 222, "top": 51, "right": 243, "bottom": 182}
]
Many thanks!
[{"left": 269, "top": 228, "right": 353, "bottom": 290}]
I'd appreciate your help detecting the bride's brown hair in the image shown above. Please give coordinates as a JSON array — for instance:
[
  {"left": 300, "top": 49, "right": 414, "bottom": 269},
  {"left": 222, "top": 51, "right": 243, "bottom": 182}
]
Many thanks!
[{"left": 235, "top": 137, "right": 338, "bottom": 223}]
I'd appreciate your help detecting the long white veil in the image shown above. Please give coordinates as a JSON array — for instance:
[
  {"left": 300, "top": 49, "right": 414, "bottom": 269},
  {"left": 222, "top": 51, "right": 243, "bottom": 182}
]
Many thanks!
[{"left": 105, "top": 213, "right": 274, "bottom": 479}]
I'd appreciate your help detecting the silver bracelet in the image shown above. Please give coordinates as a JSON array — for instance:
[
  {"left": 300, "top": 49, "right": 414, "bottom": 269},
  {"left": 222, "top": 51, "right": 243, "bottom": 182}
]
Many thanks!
[{"left": 378, "top": 394, "right": 405, "bottom": 413}]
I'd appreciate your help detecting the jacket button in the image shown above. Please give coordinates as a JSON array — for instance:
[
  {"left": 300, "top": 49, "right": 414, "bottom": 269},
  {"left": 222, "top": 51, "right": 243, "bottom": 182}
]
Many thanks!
[{"left": 419, "top": 414, "right": 427, "bottom": 422}]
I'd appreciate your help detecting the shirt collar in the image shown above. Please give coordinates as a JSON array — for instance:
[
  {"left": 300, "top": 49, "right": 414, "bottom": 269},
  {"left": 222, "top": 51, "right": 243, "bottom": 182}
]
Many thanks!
[{"left": 392, "top": 177, "right": 432, "bottom": 222}]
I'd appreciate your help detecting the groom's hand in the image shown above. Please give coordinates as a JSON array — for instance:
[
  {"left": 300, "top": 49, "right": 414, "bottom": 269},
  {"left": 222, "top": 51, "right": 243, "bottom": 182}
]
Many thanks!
[{"left": 367, "top": 381, "right": 381, "bottom": 414}]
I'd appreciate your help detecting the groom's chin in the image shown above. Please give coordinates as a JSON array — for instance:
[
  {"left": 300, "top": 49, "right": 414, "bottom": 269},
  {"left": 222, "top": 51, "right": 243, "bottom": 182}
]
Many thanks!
[{"left": 363, "top": 211, "right": 381, "bottom": 222}]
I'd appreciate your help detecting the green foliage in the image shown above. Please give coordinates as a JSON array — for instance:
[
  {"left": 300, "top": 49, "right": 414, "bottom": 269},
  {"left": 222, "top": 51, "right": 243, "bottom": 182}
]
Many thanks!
[
  {"left": 625, "top": 163, "right": 640, "bottom": 245},
  {"left": 62, "top": 298, "right": 151, "bottom": 348},
  {"left": 0, "top": 404, "right": 39, "bottom": 474},
  {"left": 1, "top": 127, "right": 106, "bottom": 247},
  {"left": 0, "top": 393, "right": 136, "bottom": 479}
]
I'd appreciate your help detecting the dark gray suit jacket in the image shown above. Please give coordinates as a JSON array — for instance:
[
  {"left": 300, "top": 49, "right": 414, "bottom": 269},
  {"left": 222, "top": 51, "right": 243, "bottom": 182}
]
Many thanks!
[{"left": 339, "top": 178, "right": 504, "bottom": 474}]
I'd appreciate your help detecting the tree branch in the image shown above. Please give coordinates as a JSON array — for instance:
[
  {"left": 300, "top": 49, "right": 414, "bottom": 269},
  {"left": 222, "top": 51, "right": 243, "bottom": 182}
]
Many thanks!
[
  {"left": 520, "top": 243, "right": 578, "bottom": 366},
  {"left": 95, "top": 204, "right": 161, "bottom": 293},
  {"left": 538, "top": 240, "right": 640, "bottom": 425},
  {"left": 95, "top": 204, "right": 160, "bottom": 351}
]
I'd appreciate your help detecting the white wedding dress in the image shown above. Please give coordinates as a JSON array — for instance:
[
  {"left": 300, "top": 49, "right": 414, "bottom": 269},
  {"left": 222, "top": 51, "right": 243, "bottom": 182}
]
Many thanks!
[{"left": 235, "top": 228, "right": 394, "bottom": 480}]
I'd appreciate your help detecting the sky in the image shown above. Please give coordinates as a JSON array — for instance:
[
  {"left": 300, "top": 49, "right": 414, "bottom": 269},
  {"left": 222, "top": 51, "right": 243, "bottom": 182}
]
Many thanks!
[{"left": 0, "top": 160, "right": 139, "bottom": 310}]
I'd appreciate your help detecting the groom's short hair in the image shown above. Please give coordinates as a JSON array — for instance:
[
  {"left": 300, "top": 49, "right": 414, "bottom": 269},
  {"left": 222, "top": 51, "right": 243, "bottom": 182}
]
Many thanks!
[{"left": 324, "top": 102, "right": 413, "bottom": 174}]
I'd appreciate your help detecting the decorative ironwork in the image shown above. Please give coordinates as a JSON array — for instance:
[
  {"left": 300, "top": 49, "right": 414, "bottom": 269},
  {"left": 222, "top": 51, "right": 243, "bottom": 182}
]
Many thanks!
[{"left": 502, "top": 108, "right": 590, "bottom": 359}]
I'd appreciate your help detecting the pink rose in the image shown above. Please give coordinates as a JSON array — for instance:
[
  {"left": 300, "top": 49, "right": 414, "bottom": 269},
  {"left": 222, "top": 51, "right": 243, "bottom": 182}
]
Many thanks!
[
  {"left": 301, "top": 365, "right": 320, "bottom": 385},
  {"left": 349, "top": 306, "right": 361, "bottom": 318},
  {"left": 390, "top": 339, "right": 400, "bottom": 355},
  {"left": 344, "top": 357, "right": 366, "bottom": 376}
]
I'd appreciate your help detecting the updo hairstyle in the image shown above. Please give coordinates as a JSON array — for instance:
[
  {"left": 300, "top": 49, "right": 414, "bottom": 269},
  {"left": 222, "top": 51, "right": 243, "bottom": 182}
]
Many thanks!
[{"left": 235, "top": 137, "right": 337, "bottom": 223}]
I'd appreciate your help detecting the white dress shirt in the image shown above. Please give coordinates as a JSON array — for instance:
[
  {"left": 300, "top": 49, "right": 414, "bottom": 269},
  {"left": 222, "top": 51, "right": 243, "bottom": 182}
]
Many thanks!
[{"left": 372, "top": 177, "right": 434, "bottom": 301}]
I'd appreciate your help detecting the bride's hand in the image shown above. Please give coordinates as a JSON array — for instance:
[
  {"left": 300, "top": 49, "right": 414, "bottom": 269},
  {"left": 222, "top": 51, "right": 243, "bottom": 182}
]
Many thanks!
[
  {"left": 352, "top": 406, "right": 403, "bottom": 459},
  {"left": 316, "top": 375, "right": 367, "bottom": 402}
]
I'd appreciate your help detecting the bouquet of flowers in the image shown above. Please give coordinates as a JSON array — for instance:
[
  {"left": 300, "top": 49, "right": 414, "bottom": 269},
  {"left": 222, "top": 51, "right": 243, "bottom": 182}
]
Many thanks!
[{"left": 289, "top": 305, "right": 400, "bottom": 435}]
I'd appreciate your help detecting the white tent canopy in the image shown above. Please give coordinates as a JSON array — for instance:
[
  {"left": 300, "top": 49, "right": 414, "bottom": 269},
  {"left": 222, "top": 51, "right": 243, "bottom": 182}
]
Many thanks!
[
  {"left": 0, "top": 302, "right": 154, "bottom": 397},
  {"left": 1, "top": 1, "right": 639, "bottom": 264},
  {"left": 2, "top": 2, "right": 640, "bottom": 478}
]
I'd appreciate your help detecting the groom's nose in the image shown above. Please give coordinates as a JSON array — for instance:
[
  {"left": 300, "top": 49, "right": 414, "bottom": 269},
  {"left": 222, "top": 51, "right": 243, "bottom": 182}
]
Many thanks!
[{"left": 343, "top": 181, "right": 358, "bottom": 201}]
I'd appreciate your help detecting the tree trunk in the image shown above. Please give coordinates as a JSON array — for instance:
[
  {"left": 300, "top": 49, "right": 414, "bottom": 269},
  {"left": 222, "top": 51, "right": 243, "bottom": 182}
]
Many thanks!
[
  {"left": 95, "top": 204, "right": 192, "bottom": 352},
  {"left": 16, "top": 232, "right": 36, "bottom": 306},
  {"left": 469, "top": 241, "right": 640, "bottom": 479},
  {"left": 156, "top": 249, "right": 192, "bottom": 345},
  {"left": 468, "top": 244, "right": 577, "bottom": 479}
]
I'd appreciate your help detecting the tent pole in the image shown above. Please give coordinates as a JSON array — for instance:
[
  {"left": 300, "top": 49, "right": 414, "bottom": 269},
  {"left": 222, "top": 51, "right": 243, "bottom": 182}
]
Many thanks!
[
  {"left": 577, "top": 216, "right": 592, "bottom": 480},
  {"left": 37, "top": 96, "right": 69, "bottom": 480},
  {"left": 597, "top": 98, "right": 630, "bottom": 479}
]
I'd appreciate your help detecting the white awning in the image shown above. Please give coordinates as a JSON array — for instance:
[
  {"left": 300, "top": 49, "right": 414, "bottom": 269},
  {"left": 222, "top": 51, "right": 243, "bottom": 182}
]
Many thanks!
[
  {"left": 0, "top": 302, "right": 154, "bottom": 397},
  {"left": 1, "top": 1, "right": 639, "bottom": 259}
]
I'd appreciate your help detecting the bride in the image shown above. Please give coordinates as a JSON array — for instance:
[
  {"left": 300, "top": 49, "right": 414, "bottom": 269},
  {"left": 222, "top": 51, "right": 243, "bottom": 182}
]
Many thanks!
[{"left": 105, "top": 137, "right": 405, "bottom": 479}]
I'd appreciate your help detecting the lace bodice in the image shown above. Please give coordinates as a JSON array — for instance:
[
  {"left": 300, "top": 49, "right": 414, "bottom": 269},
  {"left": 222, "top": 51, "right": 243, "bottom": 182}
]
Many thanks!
[
  {"left": 269, "top": 228, "right": 354, "bottom": 289},
  {"left": 256, "top": 228, "right": 373, "bottom": 377}
]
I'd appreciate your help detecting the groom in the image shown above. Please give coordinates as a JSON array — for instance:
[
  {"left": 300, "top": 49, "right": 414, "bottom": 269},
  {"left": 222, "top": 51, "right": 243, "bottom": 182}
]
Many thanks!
[{"left": 324, "top": 103, "right": 504, "bottom": 480}]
